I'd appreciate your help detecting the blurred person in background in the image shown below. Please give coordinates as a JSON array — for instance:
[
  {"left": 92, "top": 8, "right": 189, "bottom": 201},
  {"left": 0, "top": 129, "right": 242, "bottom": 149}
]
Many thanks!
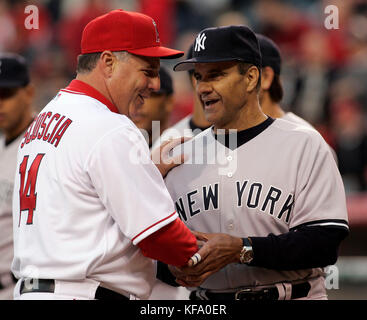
[
  {"left": 0, "top": 53, "right": 34, "bottom": 299},
  {"left": 10, "top": 0, "right": 53, "bottom": 59},
  {"left": 255, "top": 0, "right": 312, "bottom": 57},
  {"left": 290, "top": 29, "right": 337, "bottom": 128},
  {"left": 329, "top": 79, "right": 367, "bottom": 193},
  {"left": 257, "top": 33, "right": 338, "bottom": 162},
  {"left": 152, "top": 44, "right": 211, "bottom": 149},
  {"left": 327, "top": 0, "right": 367, "bottom": 193},
  {"left": 130, "top": 66, "right": 175, "bottom": 149},
  {"left": 0, "top": 1, "right": 16, "bottom": 52},
  {"left": 257, "top": 34, "right": 311, "bottom": 126},
  {"left": 58, "top": 0, "right": 111, "bottom": 73},
  {"left": 138, "top": 0, "right": 176, "bottom": 47}
]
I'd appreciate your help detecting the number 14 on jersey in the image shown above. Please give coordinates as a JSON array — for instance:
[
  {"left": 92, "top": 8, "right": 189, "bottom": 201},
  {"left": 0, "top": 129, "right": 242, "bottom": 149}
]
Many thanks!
[{"left": 18, "top": 153, "right": 45, "bottom": 226}]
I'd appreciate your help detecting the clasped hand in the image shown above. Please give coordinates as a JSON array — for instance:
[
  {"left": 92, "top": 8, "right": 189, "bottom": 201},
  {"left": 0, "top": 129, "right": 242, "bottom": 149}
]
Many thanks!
[{"left": 169, "top": 231, "right": 243, "bottom": 287}]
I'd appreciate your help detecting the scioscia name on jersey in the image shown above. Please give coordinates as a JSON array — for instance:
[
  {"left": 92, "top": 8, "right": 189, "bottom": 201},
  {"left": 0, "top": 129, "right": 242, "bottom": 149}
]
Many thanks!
[{"left": 20, "top": 111, "right": 72, "bottom": 149}]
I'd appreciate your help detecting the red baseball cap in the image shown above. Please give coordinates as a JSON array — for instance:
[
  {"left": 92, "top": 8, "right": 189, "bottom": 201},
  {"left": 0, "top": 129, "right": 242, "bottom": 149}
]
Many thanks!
[{"left": 81, "top": 9, "right": 184, "bottom": 59}]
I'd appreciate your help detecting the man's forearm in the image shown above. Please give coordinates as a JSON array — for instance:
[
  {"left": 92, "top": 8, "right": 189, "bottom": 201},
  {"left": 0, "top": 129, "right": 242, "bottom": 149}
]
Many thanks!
[
  {"left": 138, "top": 218, "right": 198, "bottom": 267},
  {"left": 249, "top": 226, "right": 349, "bottom": 270}
]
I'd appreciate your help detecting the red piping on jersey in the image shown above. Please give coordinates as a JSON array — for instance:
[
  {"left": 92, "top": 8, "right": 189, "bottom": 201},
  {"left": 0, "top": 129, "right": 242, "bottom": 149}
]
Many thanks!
[
  {"left": 132, "top": 211, "right": 177, "bottom": 242},
  {"left": 61, "top": 80, "right": 119, "bottom": 114}
]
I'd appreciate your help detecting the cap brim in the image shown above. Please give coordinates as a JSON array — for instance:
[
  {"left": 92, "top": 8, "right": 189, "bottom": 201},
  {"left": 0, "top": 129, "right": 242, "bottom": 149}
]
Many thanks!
[
  {"left": 0, "top": 80, "right": 26, "bottom": 88},
  {"left": 173, "top": 57, "right": 244, "bottom": 71},
  {"left": 128, "top": 46, "right": 184, "bottom": 59}
]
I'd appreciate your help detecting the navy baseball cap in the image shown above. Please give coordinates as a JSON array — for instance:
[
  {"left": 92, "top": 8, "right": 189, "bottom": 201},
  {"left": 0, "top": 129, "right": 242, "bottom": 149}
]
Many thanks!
[
  {"left": 0, "top": 53, "right": 30, "bottom": 88},
  {"left": 174, "top": 25, "right": 261, "bottom": 71},
  {"left": 187, "top": 43, "right": 194, "bottom": 60},
  {"left": 155, "top": 66, "right": 173, "bottom": 95},
  {"left": 186, "top": 43, "right": 195, "bottom": 76},
  {"left": 256, "top": 34, "right": 282, "bottom": 75}
]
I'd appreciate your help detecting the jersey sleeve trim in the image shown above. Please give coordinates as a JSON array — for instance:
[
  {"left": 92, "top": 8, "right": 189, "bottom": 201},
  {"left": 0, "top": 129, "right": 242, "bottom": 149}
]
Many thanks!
[
  {"left": 132, "top": 211, "right": 178, "bottom": 245},
  {"left": 290, "top": 219, "right": 349, "bottom": 231}
]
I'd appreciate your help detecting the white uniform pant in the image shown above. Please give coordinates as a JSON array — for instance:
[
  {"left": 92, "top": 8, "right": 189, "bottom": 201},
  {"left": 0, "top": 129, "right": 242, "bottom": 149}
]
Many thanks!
[{"left": 148, "top": 279, "right": 189, "bottom": 300}]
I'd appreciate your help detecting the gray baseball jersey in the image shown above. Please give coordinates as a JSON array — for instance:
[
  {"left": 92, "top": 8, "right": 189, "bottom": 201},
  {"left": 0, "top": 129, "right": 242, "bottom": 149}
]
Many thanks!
[
  {"left": 151, "top": 115, "right": 194, "bottom": 150},
  {"left": 164, "top": 118, "right": 348, "bottom": 296},
  {"left": 0, "top": 134, "right": 22, "bottom": 299},
  {"left": 282, "top": 112, "right": 315, "bottom": 129},
  {"left": 0, "top": 134, "right": 22, "bottom": 273},
  {"left": 282, "top": 112, "right": 338, "bottom": 163}
]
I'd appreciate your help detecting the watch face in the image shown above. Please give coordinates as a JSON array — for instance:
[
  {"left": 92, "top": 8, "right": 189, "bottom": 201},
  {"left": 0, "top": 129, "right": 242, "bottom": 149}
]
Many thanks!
[
  {"left": 244, "top": 250, "right": 254, "bottom": 263},
  {"left": 240, "top": 247, "right": 253, "bottom": 264}
]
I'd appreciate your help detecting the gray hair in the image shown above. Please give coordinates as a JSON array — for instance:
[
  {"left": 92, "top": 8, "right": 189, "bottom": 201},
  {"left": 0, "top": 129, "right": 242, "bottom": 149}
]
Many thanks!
[{"left": 76, "top": 51, "right": 129, "bottom": 74}]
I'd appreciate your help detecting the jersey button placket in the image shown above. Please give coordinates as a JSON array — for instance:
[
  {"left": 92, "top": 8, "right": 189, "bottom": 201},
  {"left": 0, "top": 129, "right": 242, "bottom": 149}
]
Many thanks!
[
  {"left": 226, "top": 151, "right": 234, "bottom": 178},
  {"left": 227, "top": 219, "right": 234, "bottom": 231}
]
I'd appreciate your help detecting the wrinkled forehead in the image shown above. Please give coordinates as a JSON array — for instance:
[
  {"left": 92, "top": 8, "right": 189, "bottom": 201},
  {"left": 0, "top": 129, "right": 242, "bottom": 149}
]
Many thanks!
[{"left": 194, "top": 61, "right": 239, "bottom": 74}]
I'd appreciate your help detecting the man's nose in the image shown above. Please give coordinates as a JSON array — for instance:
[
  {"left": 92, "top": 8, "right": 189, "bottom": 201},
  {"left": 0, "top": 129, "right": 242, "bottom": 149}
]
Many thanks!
[
  {"left": 149, "top": 76, "right": 160, "bottom": 92},
  {"left": 196, "top": 80, "right": 212, "bottom": 96}
]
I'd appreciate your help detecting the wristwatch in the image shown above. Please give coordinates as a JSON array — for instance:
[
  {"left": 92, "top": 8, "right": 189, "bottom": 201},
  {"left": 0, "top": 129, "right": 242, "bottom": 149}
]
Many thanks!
[{"left": 239, "top": 237, "right": 254, "bottom": 264}]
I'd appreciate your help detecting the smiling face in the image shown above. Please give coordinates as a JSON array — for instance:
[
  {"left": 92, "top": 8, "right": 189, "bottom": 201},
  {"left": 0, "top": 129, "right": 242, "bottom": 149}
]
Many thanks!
[
  {"left": 193, "top": 61, "right": 249, "bottom": 130},
  {"left": 107, "top": 53, "right": 161, "bottom": 115}
]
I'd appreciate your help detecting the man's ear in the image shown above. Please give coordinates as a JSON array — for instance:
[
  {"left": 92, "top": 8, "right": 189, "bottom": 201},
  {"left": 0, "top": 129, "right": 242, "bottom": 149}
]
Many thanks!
[
  {"left": 99, "top": 51, "right": 118, "bottom": 78},
  {"left": 260, "top": 66, "right": 275, "bottom": 91},
  {"left": 245, "top": 66, "right": 260, "bottom": 92}
]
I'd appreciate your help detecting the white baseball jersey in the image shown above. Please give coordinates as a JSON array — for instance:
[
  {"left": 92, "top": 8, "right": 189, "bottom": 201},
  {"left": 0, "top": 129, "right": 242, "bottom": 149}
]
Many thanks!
[
  {"left": 11, "top": 80, "right": 178, "bottom": 299},
  {"left": 164, "top": 118, "right": 348, "bottom": 297}
]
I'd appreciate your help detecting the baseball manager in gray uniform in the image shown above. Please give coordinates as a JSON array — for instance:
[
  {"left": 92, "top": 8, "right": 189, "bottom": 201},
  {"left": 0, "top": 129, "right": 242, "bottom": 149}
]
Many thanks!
[{"left": 161, "top": 25, "right": 349, "bottom": 300}]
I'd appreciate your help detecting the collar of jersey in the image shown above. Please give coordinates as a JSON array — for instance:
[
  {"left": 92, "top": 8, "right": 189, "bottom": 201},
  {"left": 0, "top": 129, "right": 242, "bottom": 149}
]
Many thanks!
[
  {"left": 62, "top": 80, "right": 119, "bottom": 114},
  {"left": 212, "top": 117, "right": 275, "bottom": 150}
]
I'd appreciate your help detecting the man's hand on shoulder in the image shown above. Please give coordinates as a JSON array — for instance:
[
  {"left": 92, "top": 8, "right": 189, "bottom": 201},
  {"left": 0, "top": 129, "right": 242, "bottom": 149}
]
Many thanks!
[{"left": 151, "top": 137, "right": 191, "bottom": 178}]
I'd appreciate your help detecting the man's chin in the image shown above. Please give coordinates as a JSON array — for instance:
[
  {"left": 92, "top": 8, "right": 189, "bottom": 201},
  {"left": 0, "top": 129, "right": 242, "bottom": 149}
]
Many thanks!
[{"left": 204, "top": 111, "right": 218, "bottom": 125}]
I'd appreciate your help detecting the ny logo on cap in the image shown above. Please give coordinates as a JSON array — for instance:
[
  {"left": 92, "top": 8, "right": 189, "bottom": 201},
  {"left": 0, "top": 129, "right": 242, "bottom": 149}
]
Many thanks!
[
  {"left": 152, "top": 20, "right": 160, "bottom": 43},
  {"left": 195, "top": 33, "right": 207, "bottom": 52}
]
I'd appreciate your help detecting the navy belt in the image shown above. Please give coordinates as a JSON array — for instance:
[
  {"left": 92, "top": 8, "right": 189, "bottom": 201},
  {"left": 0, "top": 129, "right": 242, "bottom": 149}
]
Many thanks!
[
  {"left": 19, "top": 279, "right": 129, "bottom": 300},
  {"left": 190, "top": 281, "right": 311, "bottom": 301}
]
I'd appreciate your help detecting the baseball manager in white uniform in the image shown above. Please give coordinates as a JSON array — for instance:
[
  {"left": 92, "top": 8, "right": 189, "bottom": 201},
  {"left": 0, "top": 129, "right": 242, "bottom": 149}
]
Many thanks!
[
  {"left": 11, "top": 9, "right": 200, "bottom": 300},
  {"left": 162, "top": 25, "right": 349, "bottom": 300}
]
